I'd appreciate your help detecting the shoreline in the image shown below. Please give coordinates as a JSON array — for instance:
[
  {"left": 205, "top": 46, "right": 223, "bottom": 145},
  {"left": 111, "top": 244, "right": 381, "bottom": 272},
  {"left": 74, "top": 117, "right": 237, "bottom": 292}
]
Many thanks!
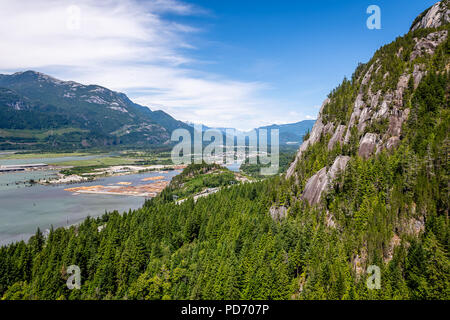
[{"left": 38, "top": 164, "right": 185, "bottom": 185}]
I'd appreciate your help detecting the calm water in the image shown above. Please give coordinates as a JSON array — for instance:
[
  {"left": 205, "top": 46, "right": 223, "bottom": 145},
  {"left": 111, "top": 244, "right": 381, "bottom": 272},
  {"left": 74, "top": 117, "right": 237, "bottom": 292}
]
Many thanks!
[
  {"left": 225, "top": 161, "right": 242, "bottom": 172},
  {"left": 0, "top": 169, "right": 179, "bottom": 246}
]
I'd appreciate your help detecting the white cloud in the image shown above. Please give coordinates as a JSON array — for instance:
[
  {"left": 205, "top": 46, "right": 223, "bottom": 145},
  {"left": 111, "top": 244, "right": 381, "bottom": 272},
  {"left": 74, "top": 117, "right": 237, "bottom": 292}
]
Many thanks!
[
  {"left": 0, "top": 0, "right": 311, "bottom": 130},
  {"left": 0, "top": 0, "right": 194, "bottom": 67}
]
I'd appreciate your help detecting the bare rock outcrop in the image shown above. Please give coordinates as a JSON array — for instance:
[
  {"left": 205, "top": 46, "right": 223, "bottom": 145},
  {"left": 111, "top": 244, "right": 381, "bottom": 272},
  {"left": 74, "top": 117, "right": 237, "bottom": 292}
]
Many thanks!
[
  {"left": 413, "top": 64, "right": 427, "bottom": 89},
  {"left": 328, "top": 124, "right": 346, "bottom": 151},
  {"left": 358, "top": 133, "right": 378, "bottom": 159},
  {"left": 289, "top": 56, "right": 426, "bottom": 177},
  {"left": 269, "top": 206, "right": 288, "bottom": 221},
  {"left": 301, "top": 167, "right": 328, "bottom": 205},
  {"left": 352, "top": 246, "right": 368, "bottom": 277},
  {"left": 301, "top": 156, "right": 350, "bottom": 205},
  {"left": 325, "top": 211, "right": 336, "bottom": 229},
  {"left": 386, "top": 136, "right": 400, "bottom": 150},
  {"left": 286, "top": 98, "right": 331, "bottom": 178},
  {"left": 286, "top": 1, "right": 448, "bottom": 181},
  {"left": 343, "top": 93, "right": 366, "bottom": 143},
  {"left": 398, "top": 210, "right": 425, "bottom": 237},
  {"left": 341, "top": 29, "right": 445, "bottom": 157},
  {"left": 384, "top": 234, "right": 402, "bottom": 264},
  {"left": 411, "top": 30, "right": 448, "bottom": 61},
  {"left": 406, "top": 217, "right": 426, "bottom": 236},
  {"left": 360, "top": 61, "right": 377, "bottom": 85},
  {"left": 410, "top": 1, "right": 450, "bottom": 32}
]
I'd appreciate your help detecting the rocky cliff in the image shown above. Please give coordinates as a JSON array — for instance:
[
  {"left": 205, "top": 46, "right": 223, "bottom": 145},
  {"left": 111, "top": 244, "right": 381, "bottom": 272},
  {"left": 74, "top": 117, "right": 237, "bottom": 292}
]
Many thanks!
[
  {"left": 286, "top": 0, "right": 450, "bottom": 206},
  {"left": 272, "top": 3, "right": 449, "bottom": 293},
  {"left": 410, "top": 0, "right": 450, "bottom": 31}
]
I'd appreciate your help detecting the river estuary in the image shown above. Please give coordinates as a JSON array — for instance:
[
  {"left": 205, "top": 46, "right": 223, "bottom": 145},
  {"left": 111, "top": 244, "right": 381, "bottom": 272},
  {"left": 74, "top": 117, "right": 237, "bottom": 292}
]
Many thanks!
[{"left": 0, "top": 154, "right": 179, "bottom": 245}]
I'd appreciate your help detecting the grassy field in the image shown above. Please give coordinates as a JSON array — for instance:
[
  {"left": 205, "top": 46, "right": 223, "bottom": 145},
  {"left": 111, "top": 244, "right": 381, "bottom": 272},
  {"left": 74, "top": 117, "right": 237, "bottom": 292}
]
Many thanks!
[
  {"left": 0, "top": 151, "right": 90, "bottom": 160},
  {"left": 56, "top": 156, "right": 140, "bottom": 167},
  {"left": 0, "top": 149, "right": 172, "bottom": 177}
]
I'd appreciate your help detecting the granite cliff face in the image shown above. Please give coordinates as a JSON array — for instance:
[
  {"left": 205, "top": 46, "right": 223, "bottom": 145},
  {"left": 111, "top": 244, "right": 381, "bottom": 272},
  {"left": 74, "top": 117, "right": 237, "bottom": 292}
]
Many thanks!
[
  {"left": 286, "top": 1, "right": 450, "bottom": 206},
  {"left": 301, "top": 156, "right": 350, "bottom": 205},
  {"left": 410, "top": 0, "right": 450, "bottom": 32}
]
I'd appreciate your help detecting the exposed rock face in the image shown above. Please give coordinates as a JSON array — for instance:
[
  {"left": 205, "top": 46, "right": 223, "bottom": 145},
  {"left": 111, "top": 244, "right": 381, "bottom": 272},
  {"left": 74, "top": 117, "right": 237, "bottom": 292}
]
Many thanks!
[
  {"left": 286, "top": 98, "right": 332, "bottom": 178},
  {"left": 288, "top": 21, "right": 445, "bottom": 178},
  {"left": 301, "top": 167, "right": 328, "bottom": 205},
  {"left": 413, "top": 64, "right": 427, "bottom": 89},
  {"left": 384, "top": 234, "right": 402, "bottom": 264},
  {"left": 269, "top": 206, "right": 288, "bottom": 221},
  {"left": 328, "top": 125, "right": 346, "bottom": 151},
  {"left": 386, "top": 136, "right": 400, "bottom": 150},
  {"left": 286, "top": 1, "right": 449, "bottom": 212},
  {"left": 398, "top": 213, "right": 425, "bottom": 237},
  {"left": 358, "top": 133, "right": 378, "bottom": 159},
  {"left": 411, "top": 30, "right": 448, "bottom": 61},
  {"left": 329, "top": 155, "right": 351, "bottom": 178},
  {"left": 325, "top": 211, "right": 336, "bottom": 229},
  {"left": 343, "top": 93, "right": 366, "bottom": 143},
  {"left": 360, "top": 62, "right": 377, "bottom": 85},
  {"left": 352, "top": 246, "right": 368, "bottom": 277},
  {"left": 407, "top": 217, "right": 425, "bottom": 236},
  {"left": 301, "top": 156, "right": 350, "bottom": 205},
  {"left": 410, "top": 1, "right": 450, "bottom": 32},
  {"left": 340, "top": 57, "right": 415, "bottom": 158}
]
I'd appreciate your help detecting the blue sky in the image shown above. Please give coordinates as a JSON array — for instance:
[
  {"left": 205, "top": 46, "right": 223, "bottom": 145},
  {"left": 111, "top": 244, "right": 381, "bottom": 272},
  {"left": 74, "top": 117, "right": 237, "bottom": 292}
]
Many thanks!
[{"left": 0, "top": 0, "right": 438, "bottom": 129}]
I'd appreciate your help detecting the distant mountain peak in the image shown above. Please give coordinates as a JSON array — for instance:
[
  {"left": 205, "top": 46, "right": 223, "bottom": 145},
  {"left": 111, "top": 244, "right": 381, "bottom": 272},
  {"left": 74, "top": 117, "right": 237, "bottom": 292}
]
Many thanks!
[{"left": 10, "top": 70, "right": 66, "bottom": 85}]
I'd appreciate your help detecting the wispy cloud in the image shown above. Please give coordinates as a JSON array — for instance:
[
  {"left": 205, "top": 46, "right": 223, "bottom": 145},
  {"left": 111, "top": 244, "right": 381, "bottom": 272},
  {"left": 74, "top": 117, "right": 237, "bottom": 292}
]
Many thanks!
[{"left": 0, "top": 0, "right": 311, "bottom": 130}]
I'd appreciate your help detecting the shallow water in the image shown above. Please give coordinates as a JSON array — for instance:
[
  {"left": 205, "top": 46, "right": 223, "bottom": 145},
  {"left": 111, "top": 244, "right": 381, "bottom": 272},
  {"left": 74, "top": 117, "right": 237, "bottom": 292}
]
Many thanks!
[
  {"left": 225, "top": 161, "right": 242, "bottom": 172},
  {"left": 0, "top": 170, "right": 179, "bottom": 246},
  {"left": 0, "top": 170, "right": 58, "bottom": 191}
]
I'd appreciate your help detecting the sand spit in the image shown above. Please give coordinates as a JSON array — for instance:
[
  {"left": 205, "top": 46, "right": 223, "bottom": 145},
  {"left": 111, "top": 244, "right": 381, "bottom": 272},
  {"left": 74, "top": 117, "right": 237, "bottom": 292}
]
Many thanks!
[
  {"left": 141, "top": 176, "right": 164, "bottom": 182},
  {"left": 64, "top": 180, "right": 169, "bottom": 197}
]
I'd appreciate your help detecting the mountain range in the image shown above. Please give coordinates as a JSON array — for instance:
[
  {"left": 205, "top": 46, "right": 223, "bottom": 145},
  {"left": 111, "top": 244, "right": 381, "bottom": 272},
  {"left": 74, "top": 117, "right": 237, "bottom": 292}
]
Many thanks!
[
  {"left": 255, "top": 120, "right": 315, "bottom": 145},
  {"left": 188, "top": 120, "right": 315, "bottom": 146},
  {"left": 0, "top": 71, "right": 190, "bottom": 149},
  {"left": 0, "top": 71, "right": 314, "bottom": 150}
]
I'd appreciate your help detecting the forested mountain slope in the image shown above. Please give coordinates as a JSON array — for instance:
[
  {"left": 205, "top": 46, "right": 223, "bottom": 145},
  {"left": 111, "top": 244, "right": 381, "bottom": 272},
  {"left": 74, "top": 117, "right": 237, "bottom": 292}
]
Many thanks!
[
  {"left": 0, "top": 1, "right": 448, "bottom": 300},
  {"left": 0, "top": 71, "right": 190, "bottom": 149}
]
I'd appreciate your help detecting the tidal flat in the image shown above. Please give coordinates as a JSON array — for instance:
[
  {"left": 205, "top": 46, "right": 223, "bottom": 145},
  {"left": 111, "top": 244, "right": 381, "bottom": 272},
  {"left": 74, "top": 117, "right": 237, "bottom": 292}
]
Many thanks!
[
  {"left": 0, "top": 169, "right": 179, "bottom": 245},
  {"left": 0, "top": 152, "right": 180, "bottom": 245}
]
